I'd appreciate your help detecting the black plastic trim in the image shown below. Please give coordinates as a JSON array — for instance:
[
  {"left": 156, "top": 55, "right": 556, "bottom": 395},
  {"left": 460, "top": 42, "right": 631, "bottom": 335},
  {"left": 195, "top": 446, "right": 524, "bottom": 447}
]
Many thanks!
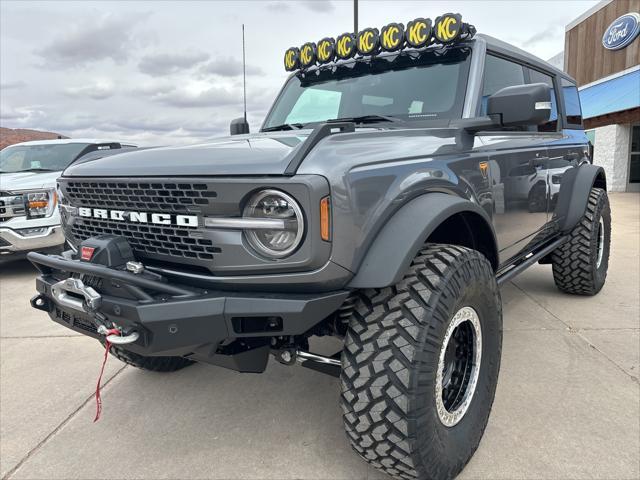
[
  {"left": 553, "top": 164, "right": 606, "bottom": 233},
  {"left": 348, "top": 193, "right": 498, "bottom": 288},
  {"left": 284, "top": 122, "right": 355, "bottom": 175}
]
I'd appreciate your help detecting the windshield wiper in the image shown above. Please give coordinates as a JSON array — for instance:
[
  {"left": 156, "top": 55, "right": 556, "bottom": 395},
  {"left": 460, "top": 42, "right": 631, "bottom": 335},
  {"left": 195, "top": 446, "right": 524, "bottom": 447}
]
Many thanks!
[
  {"left": 328, "top": 115, "right": 405, "bottom": 125},
  {"left": 261, "top": 123, "right": 305, "bottom": 132}
]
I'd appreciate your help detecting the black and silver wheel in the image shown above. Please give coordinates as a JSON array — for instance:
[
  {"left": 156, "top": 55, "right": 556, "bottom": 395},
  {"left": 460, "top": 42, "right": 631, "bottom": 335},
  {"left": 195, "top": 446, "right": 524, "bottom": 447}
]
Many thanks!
[
  {"left": 341, "top": 245, "right": 502, "bottom": 480},
  {"left": 436, "top": 306, "right": 482, "bottom": 428},
  {"left": 551, "top": 187, "right": 611, "bottom": 295}
]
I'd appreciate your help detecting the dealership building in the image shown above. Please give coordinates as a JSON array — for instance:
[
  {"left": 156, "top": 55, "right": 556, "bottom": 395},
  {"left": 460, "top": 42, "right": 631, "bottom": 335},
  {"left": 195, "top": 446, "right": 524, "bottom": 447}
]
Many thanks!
[{"left": 562, "top": 0, "right": 640, "bottom": 191}]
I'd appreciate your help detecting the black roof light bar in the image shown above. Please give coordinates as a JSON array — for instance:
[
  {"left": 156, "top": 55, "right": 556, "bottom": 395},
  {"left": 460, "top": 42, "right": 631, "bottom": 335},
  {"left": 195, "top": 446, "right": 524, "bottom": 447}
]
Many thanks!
[{"left": 284, "top": 13, "right": 476, "bottom": 72}]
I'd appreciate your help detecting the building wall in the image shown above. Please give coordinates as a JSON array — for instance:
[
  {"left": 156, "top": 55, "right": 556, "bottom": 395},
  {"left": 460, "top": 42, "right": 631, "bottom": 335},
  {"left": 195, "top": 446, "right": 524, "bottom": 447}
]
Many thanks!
[
  {"left": 592, "top": 123, "right": 632, "bottom": 191},
  {"left": 565, "top": 0, "right": 640, "bottom": 86}
]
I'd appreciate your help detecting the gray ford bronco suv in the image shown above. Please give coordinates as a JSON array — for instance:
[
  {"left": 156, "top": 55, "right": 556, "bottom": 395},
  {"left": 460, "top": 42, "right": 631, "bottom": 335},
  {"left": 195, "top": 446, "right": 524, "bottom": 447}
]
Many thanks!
[{"left": 29, "top": 14, "right": 610, "bottom": 480}]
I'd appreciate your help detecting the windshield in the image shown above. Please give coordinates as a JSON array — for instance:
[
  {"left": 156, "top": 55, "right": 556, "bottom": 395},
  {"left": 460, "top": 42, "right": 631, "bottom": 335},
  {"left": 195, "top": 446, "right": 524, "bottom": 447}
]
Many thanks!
[
  {"left": 263, "top": 49, "right": 471, "bottom": 130},
  {"left": 0, "top": 143, "right": 90, "bottom": 173}
]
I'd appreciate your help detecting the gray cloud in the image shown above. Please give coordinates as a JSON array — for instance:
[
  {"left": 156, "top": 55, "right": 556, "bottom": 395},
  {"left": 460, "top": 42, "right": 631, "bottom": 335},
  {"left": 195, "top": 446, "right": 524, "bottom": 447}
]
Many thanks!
[
  {"left": 199, "top": 57, "right": 264, "bottom": 77},
  {"left": 35, "top": 14, "right": 143, "bottom": 67},
  {"left": 152, "top": 86, "right": 242, "bottom": 108},
  {"left": 1, "top": 81, "right": 26, "bottom": 90},
  {"left": 128, "top": 82, "right": 176, "bottom": 96},
  {"left": 138, "top": 51, "right": 210, "bottom": 76},
  {"left": 302, "top": 0, "right": 334, "bottom": 13},
  {"left": 265, "top": 2, "right": 290, "bottom": 12},
  {"left": 521, "top": 25, "right": 561, "bottom": 47},
  {"left": 64, "top": 82, "right": 115, "bottom": 100},
  {"left": 0, "top": 105, "right": 47, "bottom": 126}
]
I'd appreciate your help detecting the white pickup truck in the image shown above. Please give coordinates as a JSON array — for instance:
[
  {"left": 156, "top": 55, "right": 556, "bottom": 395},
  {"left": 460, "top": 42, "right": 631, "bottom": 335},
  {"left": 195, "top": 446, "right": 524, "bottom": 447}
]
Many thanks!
[{"left": 0, "top": 139, "right": 136, "bottom": 263}]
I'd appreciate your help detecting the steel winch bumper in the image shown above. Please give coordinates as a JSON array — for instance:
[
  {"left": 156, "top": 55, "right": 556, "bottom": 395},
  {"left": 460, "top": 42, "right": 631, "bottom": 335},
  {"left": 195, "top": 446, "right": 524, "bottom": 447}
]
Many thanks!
[{"left": 27, "top": 251, "right": 349, "bottom": 372}]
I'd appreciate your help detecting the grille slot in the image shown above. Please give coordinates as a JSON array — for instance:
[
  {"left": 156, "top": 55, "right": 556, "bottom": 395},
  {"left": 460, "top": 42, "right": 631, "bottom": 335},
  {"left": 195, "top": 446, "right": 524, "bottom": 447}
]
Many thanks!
[
  {"left": 65, "top": 181, "right": 216, "bottom": 212},
  {"left": 71, "top": 218, "right": 220, "bottom": 260}
]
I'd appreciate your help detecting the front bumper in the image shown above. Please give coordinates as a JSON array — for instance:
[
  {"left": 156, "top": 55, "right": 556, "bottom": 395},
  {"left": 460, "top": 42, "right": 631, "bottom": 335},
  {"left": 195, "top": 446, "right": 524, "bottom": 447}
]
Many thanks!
[
  {"left": 28, "top": 251, "right": 349, "bottom": 372},
  {"left": 0, "top": 225, "right": 65, "bottom": 259}
]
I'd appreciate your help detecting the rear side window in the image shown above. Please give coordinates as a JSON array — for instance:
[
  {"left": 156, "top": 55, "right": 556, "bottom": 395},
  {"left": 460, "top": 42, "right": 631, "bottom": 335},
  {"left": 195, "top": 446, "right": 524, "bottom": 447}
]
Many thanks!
[
  {"left": 528, "top": 69, "right": 558, "bottom": 132},
  {"left": 481, "top": 54, "right": 525, "bottom": 115},
  {"left": 561, "top": 78, "right": 583, "bottom": 128}
]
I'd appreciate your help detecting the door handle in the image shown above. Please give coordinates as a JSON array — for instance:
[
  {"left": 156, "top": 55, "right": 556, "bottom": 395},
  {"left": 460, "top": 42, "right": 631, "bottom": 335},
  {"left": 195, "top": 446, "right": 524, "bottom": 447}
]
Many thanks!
[{"left": 564, "top": 152, "right": 580, "bottom": 161}]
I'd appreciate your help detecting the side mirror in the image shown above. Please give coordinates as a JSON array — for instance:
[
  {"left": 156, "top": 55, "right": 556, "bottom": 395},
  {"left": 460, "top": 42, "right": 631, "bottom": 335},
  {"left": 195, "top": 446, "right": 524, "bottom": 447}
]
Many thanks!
[
  {"left": 487, "top": 83, "right": 551, "bottom": 127},
  {"left": 230, "top": 117, "right": 250, "bottom": 135}
]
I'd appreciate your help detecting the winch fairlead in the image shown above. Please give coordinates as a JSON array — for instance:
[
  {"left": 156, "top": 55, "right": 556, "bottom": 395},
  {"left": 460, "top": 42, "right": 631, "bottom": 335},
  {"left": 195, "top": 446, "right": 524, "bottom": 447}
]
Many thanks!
[{"left": 284, "top": 13, "right": 476, "bottom": 72}]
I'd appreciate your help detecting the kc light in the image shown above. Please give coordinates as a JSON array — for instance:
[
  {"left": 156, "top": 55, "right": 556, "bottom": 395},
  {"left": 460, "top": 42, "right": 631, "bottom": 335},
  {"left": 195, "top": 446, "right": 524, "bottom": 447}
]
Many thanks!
[
  {"left": 242, "top": 190, "right": 304, "bottom": 259},
  {"left": 317, "top": 37, "right": 336, "bottom": 63},
  {"left": 335, "top": 32, "right": 356, "bottom": 59},
  {"left": 284, "top": 47, "right": 301, "bottom": 71},
  {"left": 380, "top": 22, "right": 405, "bottom": 51},
  {"left": 434, "top": 13, "right": 463, "bottom": 43},
  {"left": 356, "top": 28, "right": 380, "bottom": 55},
  {"left": 24, "top": 189, "right": 57, "bottom": 219},
  {"left": 405, "top": 18, "right": 431, "bottom": 48},
  {"left": 300, "top": 42, "right": 317, "bottom": 68}
]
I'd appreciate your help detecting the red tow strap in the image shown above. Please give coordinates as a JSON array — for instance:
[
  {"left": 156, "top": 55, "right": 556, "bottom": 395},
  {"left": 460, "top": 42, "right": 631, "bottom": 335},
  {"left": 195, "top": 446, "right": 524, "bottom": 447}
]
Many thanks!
[{"left": 94, "top": 328, "right": 120, "bottom": 422}]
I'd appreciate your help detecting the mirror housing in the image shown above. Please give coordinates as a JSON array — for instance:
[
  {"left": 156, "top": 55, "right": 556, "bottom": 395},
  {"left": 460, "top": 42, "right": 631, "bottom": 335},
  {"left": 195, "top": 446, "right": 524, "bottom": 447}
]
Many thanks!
[
  {"left": 487, "top": 83, "right": 551, "bottom": 127},
  {"left": 230, "top": 117, "right": 250, "bottom": 135}
]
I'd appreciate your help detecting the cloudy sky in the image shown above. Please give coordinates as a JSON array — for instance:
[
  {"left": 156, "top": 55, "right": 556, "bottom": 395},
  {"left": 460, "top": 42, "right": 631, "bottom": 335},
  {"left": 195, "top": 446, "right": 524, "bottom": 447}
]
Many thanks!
[{"left": 1, "top": 0, "right": 598, "bottom": 146}]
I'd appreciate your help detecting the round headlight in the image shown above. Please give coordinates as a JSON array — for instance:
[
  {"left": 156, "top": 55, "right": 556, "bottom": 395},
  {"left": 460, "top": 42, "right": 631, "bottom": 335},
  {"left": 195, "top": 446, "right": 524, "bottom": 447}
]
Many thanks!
[{"left": 243, "top": 189, "right": 304, "bottom": 259}]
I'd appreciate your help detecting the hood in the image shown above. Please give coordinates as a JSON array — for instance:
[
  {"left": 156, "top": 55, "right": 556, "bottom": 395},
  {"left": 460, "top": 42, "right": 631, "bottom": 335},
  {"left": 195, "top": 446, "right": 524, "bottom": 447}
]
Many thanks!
[
  {"left": 63, "top": 132, "right": 310, "bottom": 177},
  {"left": 0, "top": 171, "right": 61, "bottom": 192}
]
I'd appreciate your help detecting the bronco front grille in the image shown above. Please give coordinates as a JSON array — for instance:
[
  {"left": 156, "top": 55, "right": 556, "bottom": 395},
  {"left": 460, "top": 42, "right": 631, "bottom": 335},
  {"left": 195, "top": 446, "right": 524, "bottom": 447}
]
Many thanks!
[
  {"left": 70, "top": 218, "right": 220, "bottom": 260},
  {"left": 63, "top": 180, "right": 222, "bottom": 262},
  {"left": 64, "top": 181, "right": 217, "bottom": 212}
]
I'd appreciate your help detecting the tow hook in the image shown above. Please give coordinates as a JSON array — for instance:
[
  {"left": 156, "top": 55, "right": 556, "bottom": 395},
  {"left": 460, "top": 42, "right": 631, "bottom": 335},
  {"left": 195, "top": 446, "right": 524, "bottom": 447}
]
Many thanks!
[{"left": 97, "top": 325, "right": 140, "bottom": 345}]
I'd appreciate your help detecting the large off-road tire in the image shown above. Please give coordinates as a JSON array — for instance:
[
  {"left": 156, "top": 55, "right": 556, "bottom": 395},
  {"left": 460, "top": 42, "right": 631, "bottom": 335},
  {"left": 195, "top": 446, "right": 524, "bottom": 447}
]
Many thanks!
[
  {"left": 551, "top": 187, "right": 611, "bottom": 296},
  {"left": 341, "top": 245, "right": 502, "bottom": 480},
  {"left": 106, "top": 343, "right": 194, "bottom": 372}
]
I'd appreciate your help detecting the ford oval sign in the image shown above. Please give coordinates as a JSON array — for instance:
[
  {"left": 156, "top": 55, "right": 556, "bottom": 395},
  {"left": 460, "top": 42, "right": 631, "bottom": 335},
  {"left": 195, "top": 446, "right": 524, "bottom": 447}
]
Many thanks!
[{"left": 602, "top": 12, "right": 640, "bottom": 50}]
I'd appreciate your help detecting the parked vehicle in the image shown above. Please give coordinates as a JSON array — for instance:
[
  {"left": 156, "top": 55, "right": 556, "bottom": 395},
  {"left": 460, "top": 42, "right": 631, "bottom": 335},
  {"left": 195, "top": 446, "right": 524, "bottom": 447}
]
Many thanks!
[
  {"left": 28, "top": 14, "right": 610, "bottom": 480},
  {"left": 0, "top": 139, "right": 137, "bottom": 263}
]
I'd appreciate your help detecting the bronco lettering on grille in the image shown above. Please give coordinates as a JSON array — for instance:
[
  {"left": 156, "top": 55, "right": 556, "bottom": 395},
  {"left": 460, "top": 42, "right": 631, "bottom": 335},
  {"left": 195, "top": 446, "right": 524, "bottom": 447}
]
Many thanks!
[{"left": 77, "top": 207, "right": 198, "bottom": 227}]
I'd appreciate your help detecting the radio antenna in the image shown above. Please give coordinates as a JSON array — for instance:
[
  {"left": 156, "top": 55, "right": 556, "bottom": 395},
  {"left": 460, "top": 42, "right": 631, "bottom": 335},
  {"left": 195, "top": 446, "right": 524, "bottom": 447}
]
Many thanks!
[
  {"left": 242, "top": 23, "right": 247, "bottom": 124},
  {"left": 354, "top": 0, "right": 358, "bottom": 34}
]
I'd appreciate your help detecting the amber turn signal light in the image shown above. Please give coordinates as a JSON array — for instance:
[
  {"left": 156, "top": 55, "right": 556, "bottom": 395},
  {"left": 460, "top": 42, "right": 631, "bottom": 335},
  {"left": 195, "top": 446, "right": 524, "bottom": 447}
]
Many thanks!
[{"left": 320, "top": 196, "right": 331, "bottom": 241}]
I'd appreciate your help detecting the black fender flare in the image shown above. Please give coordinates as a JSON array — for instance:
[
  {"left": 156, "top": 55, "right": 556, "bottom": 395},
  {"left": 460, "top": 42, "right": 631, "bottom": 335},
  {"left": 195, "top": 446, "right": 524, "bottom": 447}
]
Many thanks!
[
  {"left": 554, "top": 163, "right": 606, "bottom": 233},
  {"left": 348, "top": 193, "right": 498, "bottom": 289}
]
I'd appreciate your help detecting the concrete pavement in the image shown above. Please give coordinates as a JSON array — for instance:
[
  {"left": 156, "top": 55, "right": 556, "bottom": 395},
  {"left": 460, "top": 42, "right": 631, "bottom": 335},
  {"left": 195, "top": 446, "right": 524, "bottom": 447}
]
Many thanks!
[{"left": 1, "top": 193, "right": 638, "bottom": 480}]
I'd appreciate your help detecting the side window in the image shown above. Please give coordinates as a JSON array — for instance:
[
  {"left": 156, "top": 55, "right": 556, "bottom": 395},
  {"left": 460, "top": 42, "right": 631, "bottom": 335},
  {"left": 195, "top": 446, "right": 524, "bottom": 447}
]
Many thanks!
[
  {"left": 285, "top": 88, "right": 341, "bottom": 124},
  {"left": 561, "top": 78, "right": 583, "bottom": 128},
  {"left": 528, "top": 69, "right": 558, "bottom": 132},
  {"left": 481, "top": 54, "right": 525, "bottom": 115}
]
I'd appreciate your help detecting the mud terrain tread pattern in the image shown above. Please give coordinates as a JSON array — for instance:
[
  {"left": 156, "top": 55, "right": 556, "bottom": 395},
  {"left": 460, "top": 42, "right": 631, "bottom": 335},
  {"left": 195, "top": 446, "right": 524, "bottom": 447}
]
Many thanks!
[
  {"left": 551, "top": 188, "right": 609, "bottom": 295},
  {"left": 108, "top": 345, "right": 194, "bottom": 372},
  {"left": 340, "top": 245, "right": 500, "bottom": 480}
]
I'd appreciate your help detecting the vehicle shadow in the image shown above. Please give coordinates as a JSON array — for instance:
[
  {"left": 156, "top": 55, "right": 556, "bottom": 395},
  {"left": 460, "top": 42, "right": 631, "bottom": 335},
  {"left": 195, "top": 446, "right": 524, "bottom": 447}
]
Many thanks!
[{"left": 0, "top": 258, "right": 37, "bottom": 277}]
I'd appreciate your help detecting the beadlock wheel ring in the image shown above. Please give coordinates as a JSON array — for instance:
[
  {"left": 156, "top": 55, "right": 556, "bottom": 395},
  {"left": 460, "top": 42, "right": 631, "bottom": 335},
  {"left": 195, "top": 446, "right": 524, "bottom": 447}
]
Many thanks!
[
  {"left": 435, "top": 306, "right": 482, "bottom": 427},
  {"left": 596, "top": 217, "right": 605, "bottom": 269}
]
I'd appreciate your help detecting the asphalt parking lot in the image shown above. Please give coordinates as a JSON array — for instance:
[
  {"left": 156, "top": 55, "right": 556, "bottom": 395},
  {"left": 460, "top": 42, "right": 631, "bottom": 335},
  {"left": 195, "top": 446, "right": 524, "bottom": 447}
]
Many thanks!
[{"left": 1, "top": 193, "right": 638, "bottom": 480}]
